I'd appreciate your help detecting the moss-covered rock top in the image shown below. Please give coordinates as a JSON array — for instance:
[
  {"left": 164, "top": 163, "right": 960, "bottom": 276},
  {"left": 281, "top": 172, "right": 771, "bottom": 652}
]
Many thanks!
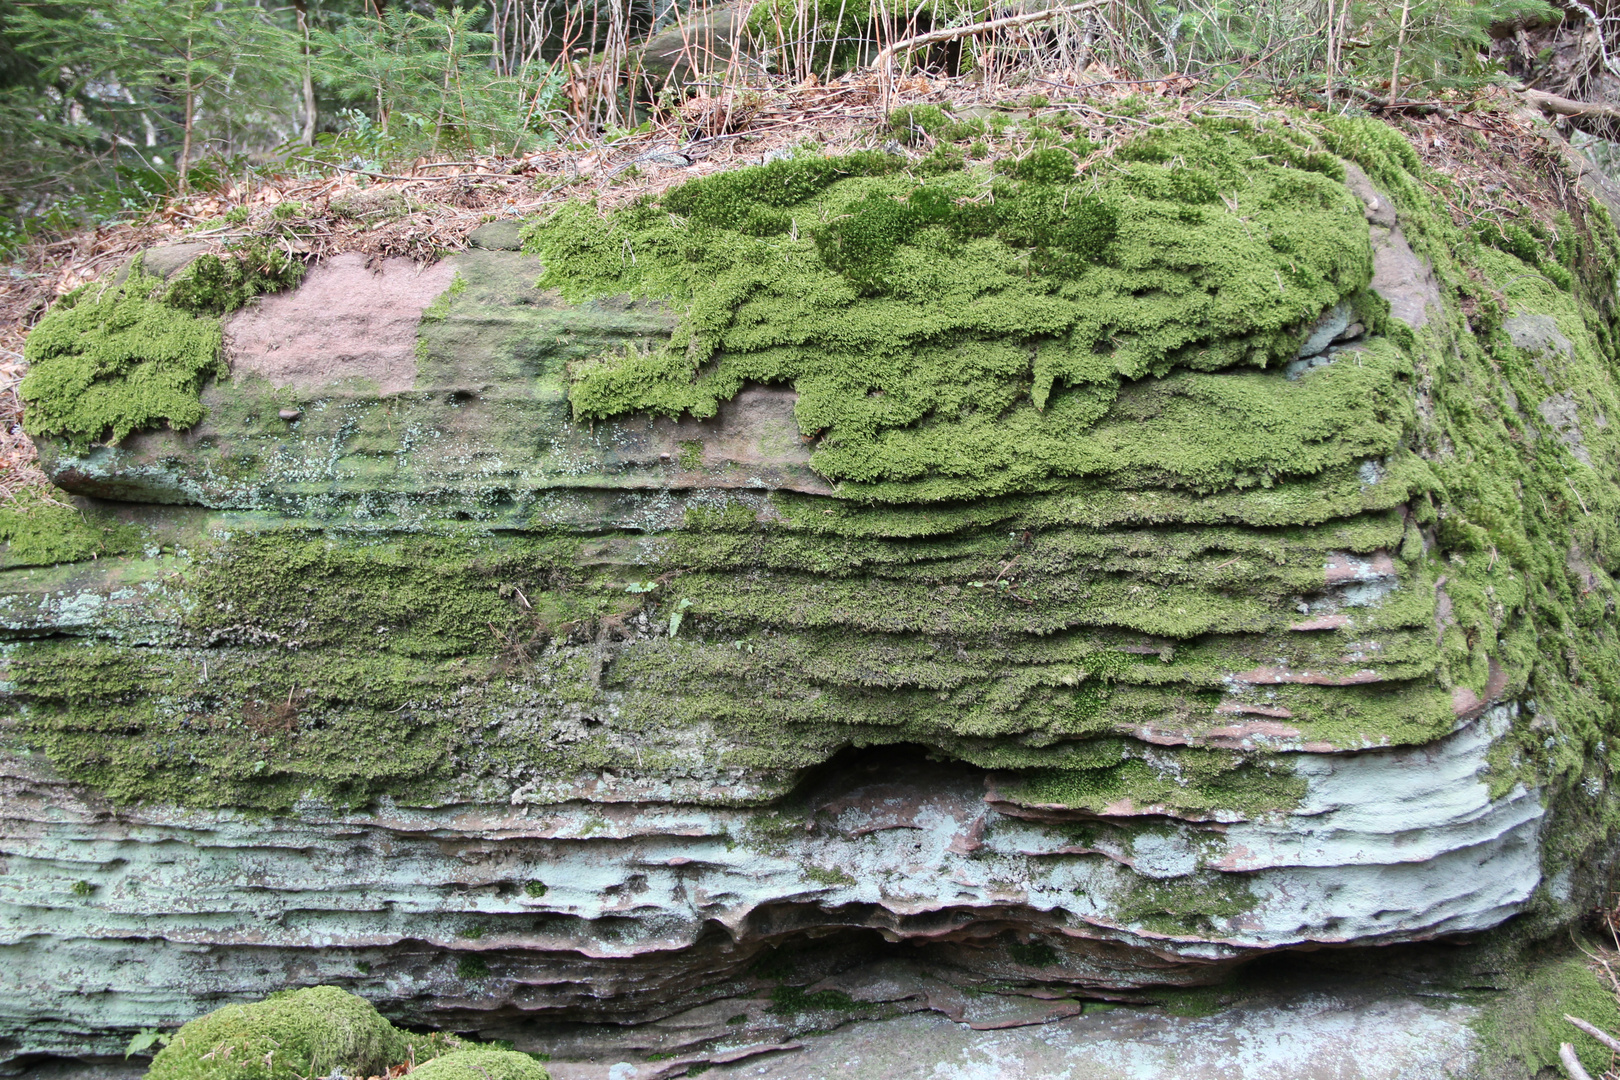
[{"left": 526, "top": 120, "right": 1382, "bottom": 503}]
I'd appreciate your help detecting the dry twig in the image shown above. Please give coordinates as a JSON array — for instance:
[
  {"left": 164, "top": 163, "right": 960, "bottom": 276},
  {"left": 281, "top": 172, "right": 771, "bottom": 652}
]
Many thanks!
[
  {"left": 1565, "top": 1014, "right": 1620, "bottom": 1054},
  {"left": 1560, "top": 1042, "right": 1594, "bottom": 1080}
]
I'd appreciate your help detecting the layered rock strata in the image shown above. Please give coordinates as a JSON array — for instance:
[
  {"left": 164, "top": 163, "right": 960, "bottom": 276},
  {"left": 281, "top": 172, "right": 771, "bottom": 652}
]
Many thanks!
[{"left": 3, "top": 116, "right": 1619, "bottom": 1067}]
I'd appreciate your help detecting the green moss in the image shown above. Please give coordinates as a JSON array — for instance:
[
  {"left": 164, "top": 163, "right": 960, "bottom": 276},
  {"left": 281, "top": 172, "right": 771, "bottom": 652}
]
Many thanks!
[
  {"left": 10, "top": 621, "right": 480, "bottom": 807},
  {"left": 1112, "top": 870, "right": 1258, "bottom": 936},
  {"left": 768, "top": 984, "right": 860, "bottom": 1015},
  {"left": 164, "top": 239, "right": 305, "bottom": 315},
  {"left": 989, "top": 750, "right": 1305, "bottom": 820},
  {"left": 11, "top": 112, "right": 1620, "bottom": 851},
  {"left": 2, "top": 509, "right": 1440, "bottom": 807},
  {"left": 888, "top": 104, "right": 987, "bottom": 147},
  {"left": 1474, "top": 954, "right": 1620, "bottom": 1078},
  {"left": 20, "top": 239, "right": 301, "bottom": 451},
  {"left": 1142, "top": 980, "right": 1248, "bottom": 1018},
  {"left": 0, "top": 489, "right": 140, "bottom": 567},
  {"left": 525, "top": 122, "right": 1373, "bottom": 503},
  {"left": 804, "top": 864, "right": 857, "bottom": 886},
  {"left": 20, "top": 268, "right": 225, "bottom": 448},
  {"left": 146, "top": 986, "right": 410, "bottom": 1080},
  {"left": 409, "top": 1051, "right": 550, "bottom": 1080},
  {"left": 422, "top": 271, "right": 468, "bottom": 323}
]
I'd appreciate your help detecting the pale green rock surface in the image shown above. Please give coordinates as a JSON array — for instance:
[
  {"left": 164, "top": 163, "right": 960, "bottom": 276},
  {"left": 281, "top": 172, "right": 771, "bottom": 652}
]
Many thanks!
[{"left": 695, "top": 987, "right": 1479, "bottom": 1080}]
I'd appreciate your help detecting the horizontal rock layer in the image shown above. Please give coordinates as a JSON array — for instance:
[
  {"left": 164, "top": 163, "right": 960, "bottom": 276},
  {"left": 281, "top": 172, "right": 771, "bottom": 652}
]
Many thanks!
[{"left": 0, "top": 707, "right": 1541, "bottom": 1059}]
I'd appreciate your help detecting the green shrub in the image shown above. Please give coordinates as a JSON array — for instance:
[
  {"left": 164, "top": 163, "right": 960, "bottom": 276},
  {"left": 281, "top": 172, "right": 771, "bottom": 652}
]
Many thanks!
[
  {"left": 407, "top": 1050, "right": 549, "bottom": 1080},
  {"left": 146, "top": 986, "right": 407, "bottom": 1080}
]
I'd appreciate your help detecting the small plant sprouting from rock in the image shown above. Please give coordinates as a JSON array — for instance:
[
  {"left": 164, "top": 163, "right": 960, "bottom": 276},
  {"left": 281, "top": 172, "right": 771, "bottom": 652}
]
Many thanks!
[
  {"left": 124, "top": 1027, "right": 171, "bottom": 1058},
  {"left": 70, "top": 879, "right": 95, "bottom": 897},
  {"left": 667, "top": 597, "right": 693, "bottom": 638},
  {"left": 457, "top": 955, "right": 490, "bottom": 979},
  {"left": 524, "top": 880, "right": 548, "bottom": 898}
]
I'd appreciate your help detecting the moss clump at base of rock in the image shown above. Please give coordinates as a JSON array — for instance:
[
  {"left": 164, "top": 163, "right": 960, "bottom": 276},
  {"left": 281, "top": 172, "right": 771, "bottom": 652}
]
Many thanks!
[
  {"left": 142, "top": 985, "right": 465, "bottom": 1080},
  {"left": 407, "top": 1050, "right": 550, "bottom": 1080},
  {"left": 19, "top": 267, "right": 224, "bottom": 449},
  {"left": 1473, "top": 952, "right": 1620, "bottom": 1079}
]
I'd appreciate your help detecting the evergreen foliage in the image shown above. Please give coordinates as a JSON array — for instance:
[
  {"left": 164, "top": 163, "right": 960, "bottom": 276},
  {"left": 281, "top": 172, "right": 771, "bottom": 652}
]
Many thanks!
[
  {"left": 0, "top": 0, "right": 1580, "bottom": 249},
  {"left": 310, "top": 6, "right": 560, "bottom": 157}
]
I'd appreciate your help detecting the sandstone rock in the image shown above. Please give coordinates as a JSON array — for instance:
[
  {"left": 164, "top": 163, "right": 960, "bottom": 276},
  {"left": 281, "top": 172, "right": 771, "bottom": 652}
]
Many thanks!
[
  {"left": 694, "top": 980, "right": 1482, "bottom": 1080},
  {"left": 4, "top": 117, "right": 1619, "bottom": 1069},
  {"left": 468, "top": 220, "right": 526, "bottom": 251}
]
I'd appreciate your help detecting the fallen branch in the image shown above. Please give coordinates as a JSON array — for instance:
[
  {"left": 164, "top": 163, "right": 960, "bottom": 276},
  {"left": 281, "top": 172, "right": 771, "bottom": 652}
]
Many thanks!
[
  {"left": 1519, "top": 86, "right": 1620, "bottom": 122},
  {"left": 1335, "top": 83, "right": 1444, "bottom": 115},
  {"left": 872, "top": 0, "right": 1105, "bottom": 79},
  {"left": 1560, "top": 1042, "right": 1594, "bottom": 1080},
  {"left": 1565, "top": 1014, "right": 1620, "bottom": 1054}
]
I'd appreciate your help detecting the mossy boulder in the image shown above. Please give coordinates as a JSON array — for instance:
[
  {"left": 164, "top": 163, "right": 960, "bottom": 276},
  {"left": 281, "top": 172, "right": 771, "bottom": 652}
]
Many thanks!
[
  {"left": 7, "top": 109, "right": 1620, "bottom": 1067},
  {"left": 406, "top": 1051, "right": 550, "bottom": 1080},
  {"left": 146, "top": 987, "right": 407, "bottom": 1080}
]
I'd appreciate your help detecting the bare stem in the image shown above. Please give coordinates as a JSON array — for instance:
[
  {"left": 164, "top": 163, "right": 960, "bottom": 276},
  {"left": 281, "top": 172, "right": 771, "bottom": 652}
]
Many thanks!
[{"left": 1389, "top": 0, "right": 1412, "bottom": 108}]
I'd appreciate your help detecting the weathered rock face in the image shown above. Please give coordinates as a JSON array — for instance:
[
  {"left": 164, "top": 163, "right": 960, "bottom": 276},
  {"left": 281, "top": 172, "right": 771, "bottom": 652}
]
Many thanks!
[{"left": 4, "top": 117, "right": 1620, "bottom": 1069}]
